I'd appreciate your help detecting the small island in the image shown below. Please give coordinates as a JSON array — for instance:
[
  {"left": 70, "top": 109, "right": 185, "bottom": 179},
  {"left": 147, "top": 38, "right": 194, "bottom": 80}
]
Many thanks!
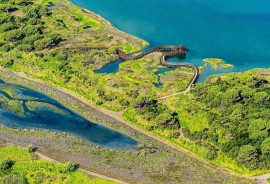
[{"left": 203, "top": 58, "right": 234, "bottom": 69}]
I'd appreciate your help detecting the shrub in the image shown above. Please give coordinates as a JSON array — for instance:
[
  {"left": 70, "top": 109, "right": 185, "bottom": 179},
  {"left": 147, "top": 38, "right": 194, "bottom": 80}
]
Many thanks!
[
  {"left": 0, "top": 159, "right": 15, "bottom": 170},
  {"left": 0, "top": 22, "right": 16, "bottom": 32},
  {"left": 17, "top": 44, "right": 32, "bottom": 52},
  {"left": 4, "top": 59, "right": 14, "bottom": 67},
  {"left": 2, "top": 174, "right": 28, "bottom": 184},
  {"left": 62, "top": 161, "right": 77, "bottom": 173},
  {"left": 1, "top": 44, "right": 12, "bottom": 52},
  {"left": 237, "top": 145, "right": 258, "bottom": 169},
  {"left": 96, "top": 100, "right": 103, "bottom": 105},
  {"left": 4, "top": 29, "right": 24, "bottom": 42},
  {"left": 26, "top": 145, "right": 37, "bottom": 153},
  {"left": 27, "top": 18, "right": 41, "bottom": 25},
  {"left": 119, "top": 99, "right": 129, "bottom": 106},
  {"left": 261, "top": 138, "right": 270, "bottom": 156}
]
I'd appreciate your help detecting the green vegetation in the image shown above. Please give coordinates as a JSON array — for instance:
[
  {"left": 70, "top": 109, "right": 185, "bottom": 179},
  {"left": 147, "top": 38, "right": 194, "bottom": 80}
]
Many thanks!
[
  {"left": 123, "top": 97, "right": 180, "bottom": 139},
  {"left": 0, "top": 125, "right": 252, "bottom": 183},
  {"left": 0, "top": 81, "right": 37, "bottom": 100},
  {"left": 26, "top": 101, "right": 68, "bottom": 116},
  {"left": 0, "top": 0, "right": 267, "bottom": 180},
  {"left": 187, "top": 69, "right": 270, "bottom": 171},
  {"left": 203, "top": 58, "right": 233, "bottom": 69},
  {"left": 0, "top": 145, "right": 116, "bottom": 184},
  {"left": 0, "top": 0, "right": 193, "bottom": 111},
  {"left": 0, "top": 94, "right": 24, "bottom": 116},
  {"left": 0, "top": 146, "right": 33, "bottom": 162},
  {"left": 124, "top": 69, "right": 270, "bottom": 175}
]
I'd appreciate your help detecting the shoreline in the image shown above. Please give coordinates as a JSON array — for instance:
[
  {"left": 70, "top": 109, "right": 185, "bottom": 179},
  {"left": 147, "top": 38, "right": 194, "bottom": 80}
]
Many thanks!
[{"left": 0, "top": 67, "right": 258, "bottom": 182}]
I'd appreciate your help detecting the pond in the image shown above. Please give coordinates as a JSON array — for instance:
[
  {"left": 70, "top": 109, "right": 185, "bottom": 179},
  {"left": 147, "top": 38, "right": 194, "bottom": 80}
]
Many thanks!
[{"left": 0, "top": 80, "right": 139, "bottom": 150}]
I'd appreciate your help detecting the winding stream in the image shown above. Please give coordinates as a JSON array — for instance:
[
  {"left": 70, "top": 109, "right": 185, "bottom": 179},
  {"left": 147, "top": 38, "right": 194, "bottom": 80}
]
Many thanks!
[{"left": 0, "top": 80, "right": 139, "bottom": 150}]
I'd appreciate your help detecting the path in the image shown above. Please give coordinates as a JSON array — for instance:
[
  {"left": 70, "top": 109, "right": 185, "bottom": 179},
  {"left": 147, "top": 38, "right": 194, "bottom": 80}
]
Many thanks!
[
  {"left": 62, "top": 45, "right": 109, "bottom": 50},
  {"left": 117, "top": 45, "right": 199, "bottom": 90},
  {"left": 63, "top": 44, "right": 199, "bottom": 99},
  {"left": 250, "top": 174, "right": 270, "bottom": 184},
  {"left": 158, "top": 87, "right": 191, "bottom": 100}
]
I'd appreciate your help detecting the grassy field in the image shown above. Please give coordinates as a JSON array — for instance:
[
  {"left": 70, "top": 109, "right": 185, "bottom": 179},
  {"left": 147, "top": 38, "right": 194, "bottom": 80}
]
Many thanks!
[{"left": 0, "top": 145, "right": 115, "bottom": 184}]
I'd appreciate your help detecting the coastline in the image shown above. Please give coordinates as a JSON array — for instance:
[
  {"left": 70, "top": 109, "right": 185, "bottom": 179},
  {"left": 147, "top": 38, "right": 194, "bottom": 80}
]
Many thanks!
[{"left": 0, "top": 0, "right": 268, "bottom": 183}]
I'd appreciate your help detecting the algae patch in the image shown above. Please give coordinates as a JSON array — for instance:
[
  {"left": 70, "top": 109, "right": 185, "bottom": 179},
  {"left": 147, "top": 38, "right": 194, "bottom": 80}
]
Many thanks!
[{"left": 203, "top": 58, "right": 233, "bottom": 70}]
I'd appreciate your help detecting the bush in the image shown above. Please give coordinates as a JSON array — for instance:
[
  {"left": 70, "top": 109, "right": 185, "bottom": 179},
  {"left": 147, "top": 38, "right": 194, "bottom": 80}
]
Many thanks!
[
  {"left": 96, "top": 100, "right": 103, "bottom": 105},
  {"left": 0, "top": 22, "right": 16, "bottom": 32},
  {"left": 4, "top": 29, "right": 24, "bottom": 42},
  {"left": 25, "top": 7, "right": 40, "bottom": 19},
  {"left": 17, "top": 44, "right": 32, "bottom": 52},
  {"left": 4, "top": 59, "right": 14, "bottom": 67},
  {"left": 0, "top": 12, "right": 14, "bottom": 24},
  {"left": 34, "top": 38, "right": 51, "bottom": 50},
  {"left": 27, "top": 18, "right": 41, "bottom": 25},
  {"left": 168, "top": 131, "right": 180, "bottom": 138},
  {"left": 34, "top": 34, "right": 62, "bottom": 50},
  {"left": 56, "top": 51, "right": 68, "bottom": 61},
  {"left": 237, "top": 145, "right": 258, "bottom": 169},
  {"left": 1, "top": 44, "right": 12, "bottom": 52},
  {"left": 261, "top": 138, "right": 270, "bottom": 156},
  {"left": 62, "top": 161, "right": 78, "bottom": 173},
  {"left": 2, "top": 174, "right": 28, "bottom": 184},
  {"left": 119, "top": 99, "right": 129, "bottom": 106},
  {"left": 26, "top": 145, "right": 37, "bottom": 153},
  {"left": 22, "top": 25, "right": 41, "bottom": 36},
  {"left": 0, "top": 138, "right": 6, "bottom": 144},
  {"left": 0, "top": 159, "right": 15, "bottom": 170},
  {"left": 155, "top": 113, "right": 173, "bottom": 127}
]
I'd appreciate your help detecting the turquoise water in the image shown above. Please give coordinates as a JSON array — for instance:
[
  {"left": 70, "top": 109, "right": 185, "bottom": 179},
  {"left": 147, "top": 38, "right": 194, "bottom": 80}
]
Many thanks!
[
  {"left": 71, "top": 0, "right": 270, "bottom": 81},
  {"left": 0, "top": 80, "right": 138, "bottom": 150},
  {"left": 95, "top": 60, "right": 122, "bottom": 74}
]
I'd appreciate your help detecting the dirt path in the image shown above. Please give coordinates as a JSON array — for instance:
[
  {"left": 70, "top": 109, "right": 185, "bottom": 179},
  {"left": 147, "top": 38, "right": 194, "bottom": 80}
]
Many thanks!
[
  {"left": 0, "top": 68, "right": 268, "bottom": 183},
  {"left": 35, "top": 152, "right": 128, "bottom": 184},
  {"left": 251, "top": 174, "right": 270, "bottom": 184},
  {"left": 158, "top": 88, "right": 191, "bottom": 100}
]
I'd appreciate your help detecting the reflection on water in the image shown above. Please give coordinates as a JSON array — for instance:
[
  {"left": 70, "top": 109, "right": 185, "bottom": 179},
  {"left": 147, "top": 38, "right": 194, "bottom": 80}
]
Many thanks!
[{"left": 0, "top": 80, "right": 139, "bottom": 150}]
